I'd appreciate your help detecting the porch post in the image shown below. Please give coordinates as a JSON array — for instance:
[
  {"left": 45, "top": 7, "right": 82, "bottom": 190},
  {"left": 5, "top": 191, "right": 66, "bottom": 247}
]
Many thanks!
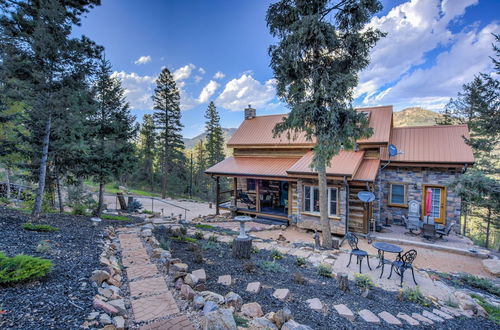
[
  {"left": 215, "top": 176, "right": 220, "bottom": 215},
  {"left": 256, "top": 179, "right": 261, "bottom": 212},
  {"left": 233, "top": 177, "right": 238, "bottom": 198}
]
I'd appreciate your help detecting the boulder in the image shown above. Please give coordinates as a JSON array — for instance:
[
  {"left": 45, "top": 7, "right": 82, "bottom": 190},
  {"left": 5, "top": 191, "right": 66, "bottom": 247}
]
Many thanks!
[
  {"left": 281, "top": 320, "right": 313, "bottom": 330},
  {"left": 93, "top": 297, "right": 119, "bottom": 315},
  {"left": 184, "top": 273, "right": 199, "bottom": 288},
  {"left": 274, "top": 308, "right": 293, "bottom": 328},
  {"left": 175, "top": 277, "right": 184, "bottom": 290},
  {"left": 203, "top": 301, "right": 219, "bottom": 315},
  {"left": 306, "top": 298, "right": 323, "bottom": 312},
  {"left": 90, "top": 270, "right": 110, "bottom": 286},
  {"left": 98, "top": 288, "right": 113, "bottom": 299},
  {"left": 246, "top": 282, "right": 261, "bottom": 294},
  {"left": 171, "top": 263, "right": 189, "bottom": 273},
  {"left": 86, "top": 312, "right": 99, "bottom": 321},
  {"left": 225, "top": 292, "right": 243, "bottom": 311},
  {"left": 141, "top": 229, "right": 152, "bottom": 237},
  {"left": 482, "top": 259, "right": 500, "bottom": 277},
  {"left": 248, "top": 317, "right": 278, "bottom": 330},
  {"left": 192, "top": 268, "right": 207, "bottom": 282},
  {"left": 200, "top": 291, "right": 225, "bottom": 304},
  {"left": 272, "top": 288, "right": 290, "bottom": 301},
  {"left": 204, "top": 308, "right": 237, "bottom": 330},
  {"left": 194, "top": 295, "right": 206, "bottom": 309},
  {"left": 113, "top": 316, "right": 125, "bottom": 330},
  {"left": 107, "top": 299, "right": 126, "bottom": 316},
  {"left": 181, "top": 284, "right": 195, "bottom": 300},
  {"left": 217, "top": 275, "right": 232, "bottom": 286},
  {"left": 241, "top": 302, "right": 264, "bottom": 318},
  {"left": 99, "top": 313, "right": 112, "bottom": 325}
]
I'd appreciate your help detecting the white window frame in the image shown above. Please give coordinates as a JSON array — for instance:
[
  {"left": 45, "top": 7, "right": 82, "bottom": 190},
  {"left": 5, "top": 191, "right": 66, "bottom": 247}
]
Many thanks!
[{"left": 303, "top": 185, "right": 339, "bottom": 217}]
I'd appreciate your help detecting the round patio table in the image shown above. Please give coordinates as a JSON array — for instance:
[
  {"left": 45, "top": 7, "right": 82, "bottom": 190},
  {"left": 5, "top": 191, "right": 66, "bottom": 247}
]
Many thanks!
[{"left": 372, "top": 242, "right": 403, "bottom": 278}]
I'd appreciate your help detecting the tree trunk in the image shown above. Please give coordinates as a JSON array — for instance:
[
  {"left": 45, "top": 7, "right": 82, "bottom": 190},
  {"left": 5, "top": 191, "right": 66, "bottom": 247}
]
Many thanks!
[
  {"left": 485, "top": 206, "right": 491, "bottom": 249},
  {"left": 232, "top": 237, "right": 252, "bottom": 259},
  {"left": 93, "top": 181, "right": 105, "bottom": 217},
  {"left": 161, "top": 168, "right": 167, "bottom": 199},
  {"left": 6, "top": 167, "right": 11, "bottom": 199},
  {"left": 56, "top": 171, "right": 63, "bottom": 213},
  {"left": 318, "top": 167, "right": 332, "bottom": 248},
  {"left": 117, "top": 192, "right": 127, "bottom": 210},
  {"left": 32, "top": 115, "right": 52, "bottom": 219},
  {"left": 462, "top": 204, "right": 468, "bottom": 236},
  {"left": 337, "top": 272, "right": 349, "bottom": 292}
]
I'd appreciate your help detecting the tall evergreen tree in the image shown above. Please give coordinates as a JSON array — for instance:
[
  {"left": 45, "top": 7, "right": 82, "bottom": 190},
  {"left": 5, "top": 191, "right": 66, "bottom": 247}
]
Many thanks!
[
  {"left": 152, "top": 68, "right": 185, "bottom": 199},
  {"left": 204, "top": 101, "right": 225, "bottom": 167},
  {"left": 137, "top": 114, "right": 157, "bottom": 192},
  {"left": 266, "top": 0, "right": 383, "bottom": 247},
  {"left": 193, "top": 139, "right": 209, "bottom": 199},
  {"left": 89, "top": 57, "right": 137, "bottom": 217},
  {"left": 0, "top": 0, "right": 102, "bottom": 218}
]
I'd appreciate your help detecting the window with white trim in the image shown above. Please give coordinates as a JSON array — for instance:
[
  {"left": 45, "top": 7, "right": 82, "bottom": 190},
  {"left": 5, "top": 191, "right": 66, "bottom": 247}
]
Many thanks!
[
  {"left": 389, "top": 183, "right": 407, "bottom": 206},
  {"left": 303, "top": 186, "right": 338, "bottom": 216}
]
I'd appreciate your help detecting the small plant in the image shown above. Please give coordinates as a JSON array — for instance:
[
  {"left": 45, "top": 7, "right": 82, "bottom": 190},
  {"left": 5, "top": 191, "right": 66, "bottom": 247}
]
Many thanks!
[
  {"left": 243, "top": 262, "right": 257, "bottom": 273},
  {"left": 354, "top": 273, "right": 374, "bottom": 290},
  {"left": 259, "top": 260, "right": 284, "bottom": 273},
  {"left": 208, "top": 235, "right": 218, "bottom": 242},
  {"left": 22, "top": 223, "right": 59, "bottom": 232},
  {"left": 159, "top": 237, "right": 170, "bottom": 251},
  {"left": 195, "top": 223, "right": 214, "bottom": 229},
  {"left": 194, "top": 232, "right": 204, "bottom": 240},
  {"left": 270, "top": 248, "right": 283, "bottom": 260},
  {"left": 202, "top": 241, "right": 219, "bottom": 251},
  {"left": 179, "top": 226, "right": 187, "bottom": 235},
  {"left": 0, "top": 252, "right": 53, "bottom": 284},
  {"left": 71, "top": 204, "right": 88, "bottom": 216},
  {"left": 192, "top": 245, "right": 204, "bottom": 264},
  {"left": 171, "top": 236, "right": 197, "bottom": 244},
  {"left": 101, "top": 214, "right": 131, "bottom": 221},
  {"left": 443, "top": 295, "right": 459, "bottom": 308},
  {"left": 127, "top": 199, "right": 143, "bottom": 212},
  {"left": 0, "top": 197, "right": 10, "bottom": 205},
  {"left": 250, "top": 246, "right": 259, "bottom": 254},
  {"left": 295, "top": 257, "right": 306, "bottom": 267},
  {"left": 317, "top": 263, "right": 332, "bottom": 277},
  {"left": 35, "top": 241, "right": 52, "bottom": 253},
  {"left": 472, "top": 294, "right": 500, "bottom": 325},
  {"left": 233, "top": 313, "right": 248, "bottom": 327},
  {"left": 398, "top": 286, "right": 431, "bottom": 307},
  {"left": 141, "top": 209, "right": 153, "bottom": 215},
  {"left": 293, "top": 272, "right": 307, "bottom": 285},
  {"left": 460, "top": 274, "right": 500, "bottom": 297}
]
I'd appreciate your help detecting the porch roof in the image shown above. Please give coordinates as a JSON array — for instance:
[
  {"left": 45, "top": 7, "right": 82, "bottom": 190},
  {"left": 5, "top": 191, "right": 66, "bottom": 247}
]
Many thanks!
[
  {"left": 352, "top": 159, "right": 380, "bottom": 181},
  {"left": 286, "top": 150, "right": 365, "bottom": 177},
  {"left": 205, "top": 156, "right": 300, "bottom": 178}
]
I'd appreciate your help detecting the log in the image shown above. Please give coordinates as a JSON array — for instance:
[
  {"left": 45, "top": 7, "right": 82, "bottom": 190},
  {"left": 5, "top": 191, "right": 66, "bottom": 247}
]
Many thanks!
[
  {"left": 232, "top": 237, "right": 252, "bottom": 259},
  {"left": 117, "top": 193, "right": 127, "bottom": 210},
  {"left": 337, "top": 272, "right": 349, "bottom": 292},
  {"left": 332, "top": 239, "right": 340, "bottom": 250}
]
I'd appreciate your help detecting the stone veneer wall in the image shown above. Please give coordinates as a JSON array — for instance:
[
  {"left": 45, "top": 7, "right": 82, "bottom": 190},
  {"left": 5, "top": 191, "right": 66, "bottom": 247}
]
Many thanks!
[
  {"left": 375, "top": 166, "right": 462, "bottom": 226},
  {"left": 291, "top": 179, "right": 347, "bottom": 235}
]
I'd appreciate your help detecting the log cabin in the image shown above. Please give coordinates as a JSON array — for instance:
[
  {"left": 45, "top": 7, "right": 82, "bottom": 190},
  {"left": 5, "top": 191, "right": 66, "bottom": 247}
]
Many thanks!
[{"left": 205, "top": 105, "right": 474, "bottom": 235}]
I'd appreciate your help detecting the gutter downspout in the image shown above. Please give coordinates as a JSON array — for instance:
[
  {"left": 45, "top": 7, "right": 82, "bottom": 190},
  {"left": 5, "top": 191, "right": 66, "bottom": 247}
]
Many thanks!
[{"left": 344, "top": 176, "right": 349, "bottom": 236}]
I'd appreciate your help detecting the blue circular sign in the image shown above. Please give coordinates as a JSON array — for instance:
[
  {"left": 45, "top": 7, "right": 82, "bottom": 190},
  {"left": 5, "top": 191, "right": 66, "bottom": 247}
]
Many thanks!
[{"left": 358, "top": 191, "right": 375, "bottom": 202}]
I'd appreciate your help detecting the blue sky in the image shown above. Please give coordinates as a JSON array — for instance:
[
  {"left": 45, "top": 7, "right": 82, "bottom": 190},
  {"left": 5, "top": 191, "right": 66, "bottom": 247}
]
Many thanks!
[{"left": 74, "top": 0, "right": 499, "bottom": 138}]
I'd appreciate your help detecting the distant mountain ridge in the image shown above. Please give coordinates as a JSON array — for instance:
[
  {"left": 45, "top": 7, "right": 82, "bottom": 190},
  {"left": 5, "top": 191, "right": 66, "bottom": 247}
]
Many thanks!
[
  {"left": 183, "top": 127, "right": 237, "bottom": 149},
  {"left": 393, "top": 107, "right": 442, "bottom": 127}
]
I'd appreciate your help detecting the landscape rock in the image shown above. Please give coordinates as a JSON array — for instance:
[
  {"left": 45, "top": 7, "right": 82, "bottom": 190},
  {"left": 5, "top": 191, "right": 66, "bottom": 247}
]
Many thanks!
[
  {"left": 333, "top": 304, "right": 354, "bottom": 321},
  {"left": 113, "top": 316, "right": 125, "bottom": 330},
  {"left": 181, "top": 284, "right": 195, "bottom": 300},
  {"left": 248, "top": 317, "right": 278, "bottom": 330},
  {"left": 90, "top": 270, "right": 110, "bottom": 286},
  {"left": 192, "top": 268, "right": 207, "bottom": 282},
  {"left": 217, "top": 275, "right": 232, "bottom": 286},
  {"left": 272, "top": 288, "right": 290, "bottom": 301},
  {"left": 99, "top": 313, "right": 112, "bottom": 325},
  {"left": 241, "top": 302, "right": 264, "bottom": 318},
  {"left": 225, "top": 292, "right": 243, "bottom": 311},
  {"left": 98, "top": 288, "right": 113, "bottom": 299},
  {"left": 396, "top": 312, "right": 419, "bottom": 326},
  {"left": 246, "top": 281, "right": 261, "bottom": 294},
  {"left": 184, "top": 273, "right": 199, "bottom": 288},
  {"left": 411, "top": 313, "right": 434, "bottom": 325},
  {"left": 422, "top": 311, "right": 444, "bottom": 322},
  {"left": 194, "top": 295, "right": 206, "bottom": 309},
  {"left": 171, "top": 263, "right": 189, "bottom": 273},
  {"left": 107, "top": 299, "right": 126, "bottom": 316},
  {"left": 482, "top": 259, "right": 500, "bottom": 276},
  {"left": 201, "top": 291, "right": 225, "bottom": 304},
  {"left": 378, "top": 311, "right": 402, "bottom": 326},
  {"left": 175, "top": 277, "right": 184, "bottom": 290},
  {"left": 203, "top": 301, "right": 219, "bottom": 315},
  {"left": 273, "top": 308, "right": 293, "bottom": 328},
  {"left": 305, "top": 298, "right": 323, "bottom": 312},
  {"left": 358, "top": 309, "right": 380, "bottom": 323},
  {"left": 86, "top": 312, "right": 99, "bottom": 321},
  {"left": 93, "top": 297, "right": 119, "bottom": 315},
  {"left": 204, "top": 308, "right": 237, "bottom": 330},
  {"left": 281, "top": 320, "right": 313, "bottom": 330},
  {"left": 432, "top": 308, "right": 453, "bottom": 320},
  {"left": 141, "top": 229, "right": 152, "bottom": 237}
]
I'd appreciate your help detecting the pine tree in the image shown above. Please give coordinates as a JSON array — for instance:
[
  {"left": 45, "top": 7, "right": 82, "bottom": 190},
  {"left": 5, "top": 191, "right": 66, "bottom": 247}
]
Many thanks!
[
  {"left": 204, "top": 102, "right": 225, "bottom": 167},
  {"left": 137, "top": 114, "right": 157, "bottom": 192},
  {"left": 266, "top": 0, "right": 384, "bottom": 247},
  {"left": 0, "top": 0, "right": 102, "bottom": 218},
  {"left": 152, "top": 68, "right": 186, "bottom": 199},
  {"left": 193, "top": 139, "right": 209, "bottom": 199},
  {"left": 89, "top": 57, "right": 137, "bottom": 217}
]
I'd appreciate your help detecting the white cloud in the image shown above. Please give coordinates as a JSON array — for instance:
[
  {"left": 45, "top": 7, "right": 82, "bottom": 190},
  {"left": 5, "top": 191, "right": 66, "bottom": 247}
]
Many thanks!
[
  {"left": 198, "top": 80, "right": 219, "bottom": 103},
  {"left": 194, "top": 75, "right": 203, "bottom": 83},
  {"left": 173, "top": 64, "right": 195, "bottom": 81},
  {"left": 134, "top": 55, "right": 152, "bottom": 65},
  {"left": 111, "top": 71, "right": 156, "bottom": 109},
  {"left": 198, "top": 67, "right": 206, "bottom": 75},
  {"left": 213, "top": 71, "right": 226, "bottom": 80},
  {"left": 216, "top": 74, "right": 276, "bottom": 111}
]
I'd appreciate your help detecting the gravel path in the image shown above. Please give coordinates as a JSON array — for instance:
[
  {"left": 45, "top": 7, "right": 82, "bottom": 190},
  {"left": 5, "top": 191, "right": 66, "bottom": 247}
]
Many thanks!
[{"left": 0, "top": 207, "right": 142, "bottom": 329}]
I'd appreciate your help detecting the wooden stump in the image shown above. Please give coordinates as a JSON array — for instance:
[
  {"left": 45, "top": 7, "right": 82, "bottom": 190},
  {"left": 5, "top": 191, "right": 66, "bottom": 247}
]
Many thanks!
[
  {"left": 332, "top": 239, "right": 340, "bottom": 249},
  {"left": 232, "top": 237, "right": 252, "bottom": 259},
  {"left": 117, "top": 193, "right": 127, "bottom": 210},
  {"left": 337, "top": 272, "right": 349, "bottom": 292}
]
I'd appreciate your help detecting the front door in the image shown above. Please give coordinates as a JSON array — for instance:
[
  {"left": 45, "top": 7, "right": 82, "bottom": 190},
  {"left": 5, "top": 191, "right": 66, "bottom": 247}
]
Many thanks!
[{"left": 423, "top": 186, "right": 446, "bottom": 224}]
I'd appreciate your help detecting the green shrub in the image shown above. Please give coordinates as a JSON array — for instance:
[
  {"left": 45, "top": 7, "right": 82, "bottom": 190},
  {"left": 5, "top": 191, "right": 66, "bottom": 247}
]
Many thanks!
[
  {"left": 0, "top": 197, "right": 10, "bottom": 205},
  {"left": 251, "top": 246, "right": 259, "bottom": 254},
  {"left": 295, "top": 257, "right": 306, "bottom": 267},
  {"left": 317, "top": 263, "right": 332, "bottom": 277},
  {"left": 259, "top": 260, "right": 284, "bottom": 273},
  {"left": 293, "top": 272, "right": 307, "bottom": 285},
  {"left": 208, "top": 235, "right": 218, "bottom": 242},
  {"left": 354, "top": 273, "right": 374, "bottom": 290},
  {"left": 141, "top": 209, "right": 153, "bottom": 215},
  {"left": 195, "top": 224, "right": 213, "bottom": 229},
  {"left": 71, "top": 204, "right": 88, "bottom": 216},
  {"left": 35, "top": 241, "right": 52, "bottom": 253},
  {"left": 22, "top": 223, "right": 59, "bottom": 232},
  {"left": 398, "top": 286, "right": 431, "bottom": 307},
  {"left": 472, "top": 294, "right": 500, "bottom": 325},
  {"left": 194, "top": 232, "right": 204, "bottom": 240},
  {"left": 233, "top": 313, "right": 248, "bottom": 327},
  {"left": 101, "top": 214, "right": 131, "bottom": 221},
  {"left": 201, "top": 241, "right": 220, "bottom": 251},
  {"left": 159, "top": 237, "right": 170, "bottom": 251},
  {"left": 270, "top": 249, "right": 283, "bottom": 260},
  {"left": 22, "top": 196, "right": 55, "bottom": 214},
  {"left": 179, "top": 226, "right": 187, "bottom": 235},
  {"left": 243, "top": 262, "right": 257, "bottom": 273},
  {"left": 0, "top": 252, "right": 53, "bottom": 284},
  {"left": 171, "top": 236, "right": 197, "bottom": 243},
  {"left": 460, "top": 274, "right": 500, "bottom": 297}
]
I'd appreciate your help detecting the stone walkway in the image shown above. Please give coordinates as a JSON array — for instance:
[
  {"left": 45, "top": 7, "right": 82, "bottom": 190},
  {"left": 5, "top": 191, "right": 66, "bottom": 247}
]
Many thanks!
[{"left": 117, "top": 229, "right": 195, "bottom": 329}]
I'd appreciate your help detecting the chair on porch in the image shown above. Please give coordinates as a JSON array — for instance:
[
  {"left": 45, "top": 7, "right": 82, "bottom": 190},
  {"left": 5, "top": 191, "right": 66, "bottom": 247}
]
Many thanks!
[
  {"left": 436, "top": 221, "right": 456, "bottom": 241},
  {"left": 421, "top": 223, "right": 437, "bottom": 241},
  {"left": 388, "top": 249, "right": 418, "bottom": 287},
  {"left": 346, "top": 232, "right": 372, "bottom": 274},
  {"left": 238, "top": 192, "right": 255, "bottom": 209},
  {"left": 404, "top": 200, "right": 422, "bottom": 236}
]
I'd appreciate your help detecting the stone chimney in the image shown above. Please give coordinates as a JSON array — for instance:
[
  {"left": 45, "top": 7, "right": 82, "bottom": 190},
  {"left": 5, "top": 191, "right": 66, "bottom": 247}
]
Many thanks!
[{"left": 244, "top": 104, "right": 256, "bottom": 120}]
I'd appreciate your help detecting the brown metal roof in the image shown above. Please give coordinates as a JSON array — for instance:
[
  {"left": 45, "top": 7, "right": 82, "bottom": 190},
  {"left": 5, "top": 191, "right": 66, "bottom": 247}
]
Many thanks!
[
  {"left": 352, "top": 159, "right": 380, "bottom": 181},
  {"left": 287, "top": 150, "right": 365, "bottom": 177},
  {"left": 356, "top": 105, "right": 393, "bottom": 144},
  {"left": 205, "top": 156, "right": 301, "bottom": 177},
  {"left": 227, "top": 105, "right": 393, "bottom": 147},
  {"left": 380, "top": 125, "right": 474, "bottom": 164}
]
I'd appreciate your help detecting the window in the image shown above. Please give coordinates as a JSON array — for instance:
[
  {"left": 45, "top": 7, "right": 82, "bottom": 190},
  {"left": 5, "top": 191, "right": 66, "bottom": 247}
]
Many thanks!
[
  {"left": 247, "top": 179, "right": 256, "bottom": 191},
  {"left": 389, "top": 183, "right": 407, "bottom": 206},
  {"left": 303, "top": 186, "right": 338, "bottom": 216}
]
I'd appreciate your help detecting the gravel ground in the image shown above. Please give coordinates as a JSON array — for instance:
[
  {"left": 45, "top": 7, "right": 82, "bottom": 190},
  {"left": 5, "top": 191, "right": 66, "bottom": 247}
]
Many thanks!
[
  {"left": 160, "top": 230, "right": 499, "bottom": 330},
  {"left": 0, "top": 207, "right": 143, "bottom": 330}
]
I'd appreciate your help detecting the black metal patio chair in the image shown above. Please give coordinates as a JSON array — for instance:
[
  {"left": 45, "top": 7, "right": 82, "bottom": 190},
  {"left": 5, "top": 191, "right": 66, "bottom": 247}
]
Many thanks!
[
  {"left": 421, "top": 223, "right": 436, "bottom": 242},
  {"left": 436, "top": 221, "right": 456, "bottom": 241},
  {"left": 388, "top": 249, "right": 418, "bottom": 287},
  {"left": 238, "top": 192, "right": 255, "bottom": 209},
  {"left": 346, "top": 232, "right": 372, "bottom": 274}
]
